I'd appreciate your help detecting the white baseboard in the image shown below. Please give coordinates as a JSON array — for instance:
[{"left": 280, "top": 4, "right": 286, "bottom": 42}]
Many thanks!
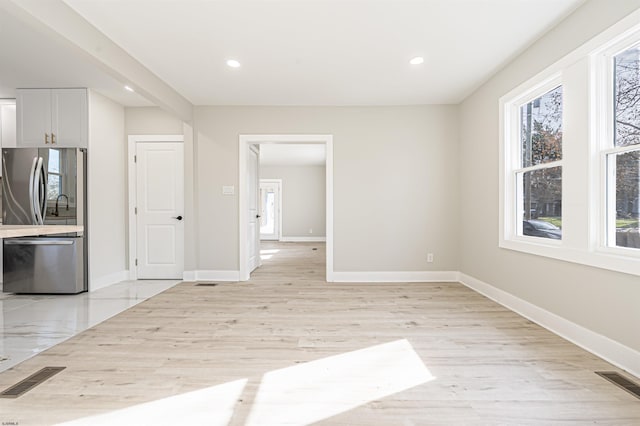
[
  {"left": 183, "top": 270, "right": 241, "bottom": 282},
  {"left": 459, "top": 273, "right": 640, "bottom": 379},
  {"left": 280, "top": 236, "right": 327, "bottom": 242},
  {"left": 332, "top": 271, "right": 460, "bottom": 283},
  {"left": 90, "top": 270, "right": 129, "bottom": 292}
]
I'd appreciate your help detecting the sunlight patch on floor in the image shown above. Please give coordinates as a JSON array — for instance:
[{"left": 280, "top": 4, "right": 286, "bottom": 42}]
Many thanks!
[
  {"left": 55, "top": 379, "right": 247, "bottom": 426},
  {"left": 260, "top": 249, "right": 280, "bottom": 254},
  {"left": 246, "top": 339, "right": 434, "bottom": 425},
  {"left": 260, "top": 248, "right": 280, "bottom": 260},
  {"left": 52, "top": 340, "right": 432, "bottom": 426}
]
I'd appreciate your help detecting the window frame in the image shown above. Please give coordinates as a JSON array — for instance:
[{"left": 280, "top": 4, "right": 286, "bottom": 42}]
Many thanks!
[
  {"left": 592, "top": 28, "right": 640, "bottom": 260},
  {"left": 501, "top": 73, "right": 564, "bottom": 249}
]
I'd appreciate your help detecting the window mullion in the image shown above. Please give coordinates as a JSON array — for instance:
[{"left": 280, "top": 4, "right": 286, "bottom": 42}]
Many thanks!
[
  {"left": 602, "top": 144, "right": 640, "bottom": 156},
  {"left": 514, "top": 160, "right": 564, "bottom": 175},
  {"left": 604, "top": 152, "right": 617, "bottom": 247}
]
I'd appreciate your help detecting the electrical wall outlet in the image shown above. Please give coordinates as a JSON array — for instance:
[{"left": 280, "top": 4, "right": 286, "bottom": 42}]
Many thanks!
[{"left": 427, "top": 253, "right": 434, "bottom": 263}]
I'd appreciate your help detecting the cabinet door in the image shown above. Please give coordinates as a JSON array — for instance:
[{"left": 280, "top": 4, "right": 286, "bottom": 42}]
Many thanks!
[
  {"left": 17, "top": 89, "right": 51, "bottom": 147},
  {"left": 51, "top": 89, "right": 87, "bottom": 147},
  {"left": 1, "top": 103, "right": 17, "bottom": 148}
]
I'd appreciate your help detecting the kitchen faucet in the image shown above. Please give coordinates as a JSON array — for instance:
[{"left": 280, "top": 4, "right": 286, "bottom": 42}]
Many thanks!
[{"left": 55, "top": 194, "right": 69, "bottom": 216}]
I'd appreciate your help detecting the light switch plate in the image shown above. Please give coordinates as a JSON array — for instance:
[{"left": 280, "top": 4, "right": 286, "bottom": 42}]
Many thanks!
[{"left": 222, "top": 185, "right": 235, "bottom": 195}]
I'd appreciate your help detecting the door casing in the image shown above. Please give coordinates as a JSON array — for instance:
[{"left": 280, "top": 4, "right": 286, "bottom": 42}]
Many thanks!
[{"left": 238, "top": 134, "right": 334, "bottom": 282}]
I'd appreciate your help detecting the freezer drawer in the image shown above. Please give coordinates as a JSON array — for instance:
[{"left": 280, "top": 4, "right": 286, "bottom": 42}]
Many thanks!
[{"left": 3, "top": 237, "right": 85, "bottom": 294}]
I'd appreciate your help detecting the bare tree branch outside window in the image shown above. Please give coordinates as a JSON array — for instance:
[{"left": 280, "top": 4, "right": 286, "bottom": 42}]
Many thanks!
[
  {"left": 613, "top": 46, "right": 640, "bottom": 248},
  {"left": 519, "top": 86, "right": 563, "bottom": 237}
]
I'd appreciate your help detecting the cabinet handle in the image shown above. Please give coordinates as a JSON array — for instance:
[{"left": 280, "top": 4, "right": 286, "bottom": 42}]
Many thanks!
[
  {"left": 45, "top": 133, "right": 49, "bottom": 144},
  {"left": 51, "top": 133, "right": 56, "bottom": 144}
]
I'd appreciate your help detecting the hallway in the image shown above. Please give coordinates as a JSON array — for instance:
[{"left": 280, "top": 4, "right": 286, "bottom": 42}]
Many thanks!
[{"left": 1, "top": 242, "right": 639, "bottom": 425}]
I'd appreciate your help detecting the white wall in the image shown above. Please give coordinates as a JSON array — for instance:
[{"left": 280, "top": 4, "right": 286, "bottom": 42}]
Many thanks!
[
  {"left": 194, "top": 106, "right": 459, "bottom": 273},
  {"left": 260, "top": 165, "right": 326, "bottom": 239},
  {"left": 88, "top": 90, "right": 127, "bottom": 289},
  {"left": 125, "top": 107, "right": 184, "bottom": 135},
  {"left": 459, "top": 0, "right": 640, "bottom": 354}
]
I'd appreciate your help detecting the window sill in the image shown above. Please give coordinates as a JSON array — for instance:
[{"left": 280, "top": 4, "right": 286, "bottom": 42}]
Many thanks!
[{"left": 499, "top": 238, "right": 640, "bottom": 277}]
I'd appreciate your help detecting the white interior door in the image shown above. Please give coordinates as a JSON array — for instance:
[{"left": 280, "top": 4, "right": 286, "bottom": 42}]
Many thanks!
[
  {"left": 260, "top": 180, "right": 281, "bottom": 240},
  {"left": 136, "top": 142, "right": 184, "bottom": 279},
  {"left": 247, "top": 146, "right": 260, "bottom": 272}
]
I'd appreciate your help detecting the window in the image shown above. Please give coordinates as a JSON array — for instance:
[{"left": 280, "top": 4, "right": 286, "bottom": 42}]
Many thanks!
[
  {"left": 604, "top": 44, "right": 640, "bottom": 250},
  {"left": 517, "top": 86, "right": 563, "bottom": 240},
  {"left": 499, "top": 11, "right": 640, "bottom": 277},
  {"left": 502, "top": 76, "right": 564, "bottom": 247},
  {"left": 47, "top": 148, "right": 62, "bottom": 200}
]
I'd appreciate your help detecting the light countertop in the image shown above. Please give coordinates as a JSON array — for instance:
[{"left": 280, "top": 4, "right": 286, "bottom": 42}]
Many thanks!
[{"left": 0, "top": 225, "right": 83, "bottom": 238}]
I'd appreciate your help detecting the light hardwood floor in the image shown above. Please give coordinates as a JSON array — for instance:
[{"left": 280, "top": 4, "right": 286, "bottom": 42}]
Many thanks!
[{"left": 1, "top": 241, "right": 639, "bottom": 425}]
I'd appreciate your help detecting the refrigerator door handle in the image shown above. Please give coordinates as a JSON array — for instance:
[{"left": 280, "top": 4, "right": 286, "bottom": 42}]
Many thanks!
[
  {"left": 4, "top": 239, "right": 75, "bottom": 246},
  {"left": 28, "top": 156, "right": 38, "bottom": 225},
  {"left": 33, "top": 157, "right": 45, "bottom": 225},
  {"left": 38, "top": 157, "right": 47, "bottom": 223}
]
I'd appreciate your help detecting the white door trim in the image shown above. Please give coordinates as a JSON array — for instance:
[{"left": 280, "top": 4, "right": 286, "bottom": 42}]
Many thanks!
[
  {"left": 128, "top": 134, "right": 184, "bottom": 280},
  {"left": 239, "top": 134, "right": 334, "bottom": 282},
  {"left": 259, "top": 178, "right": 283, "bottom": 241}
]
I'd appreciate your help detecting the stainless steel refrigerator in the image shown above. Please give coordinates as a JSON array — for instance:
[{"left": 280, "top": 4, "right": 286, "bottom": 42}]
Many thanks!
[{"left": 2, "top": 148, "right": 87, "bottom": 294}]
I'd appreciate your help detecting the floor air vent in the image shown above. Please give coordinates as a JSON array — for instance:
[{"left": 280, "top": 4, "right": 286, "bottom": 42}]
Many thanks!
[
  {"left": 596, "top": 371, "right": 640, "bottom": 400},
  {"left": 0, "top": 366, "right": 66, "bottom": 398},
  {"left": 196, "top": 282, "right": 219, "bottom": 287}
]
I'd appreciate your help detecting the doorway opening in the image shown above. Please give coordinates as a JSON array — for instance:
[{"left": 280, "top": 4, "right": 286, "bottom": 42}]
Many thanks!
[{"left": 239, "top": 135, "right": 334, "bottom": 282}]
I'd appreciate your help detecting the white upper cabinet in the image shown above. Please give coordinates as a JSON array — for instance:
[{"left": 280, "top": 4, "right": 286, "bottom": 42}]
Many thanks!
[
  {"left": 51, "top": 89, "right": 88, "bottom": 147},
  {"left": 0, "top": 101, "right": 17, "bottom": 148},
  {"left": 17, "top": 88, "right": 87, "bottom": 147},
  {"left": 17, "top": 89, "right": 50, "bottom": 146}
]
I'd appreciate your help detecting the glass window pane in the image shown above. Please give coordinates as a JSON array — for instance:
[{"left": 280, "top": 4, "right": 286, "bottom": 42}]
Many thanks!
[
  {"left": 47, "top": 174, "right": 60, "bottom": 200},
  {"left": 615, "top": 45, "right": 640, "bottom": 147},
  {"left": 260, "top": 190, "right": 275, "bottom": 235},
  {"left": 520, "top": 166, "right": 562, "bottom": 240},
  {"left": 48, "top": 149, "right": 60, "bottom": 173},
  {"left": 520, "top": 86, "right": 563, "bottom": 167},
  {"left": 612, "top": 150, "right": 640, "bottom": 248}
]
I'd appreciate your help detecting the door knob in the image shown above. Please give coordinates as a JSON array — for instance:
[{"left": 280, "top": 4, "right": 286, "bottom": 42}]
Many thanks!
[
  {"left": 256, "top": 214, "right": 261, "bottom": 218},
  {"left": 173, "top": 215, "right": 183, "bottom": 221}
]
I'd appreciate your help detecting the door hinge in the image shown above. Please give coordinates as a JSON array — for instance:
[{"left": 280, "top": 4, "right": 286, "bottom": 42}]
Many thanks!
[
  {"left": 135, "top": 259, "right": 138, "bottom": 266},
  {"left": 134, "top": 207, "right": 137, "bottom": 215},
  {"left": 134, "top": 155, "right": 137, "bottom": 163}
]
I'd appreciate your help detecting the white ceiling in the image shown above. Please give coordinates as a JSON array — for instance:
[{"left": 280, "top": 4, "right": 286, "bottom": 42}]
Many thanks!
[
  {"left": 259, "top": 144, "right": 326, "bottom": 166},
  {"left": 0, "top": 7, "right": 151, "bottom": 106},
  {"left": 58, "top": 0, "right": 586, "bottom": 106}
]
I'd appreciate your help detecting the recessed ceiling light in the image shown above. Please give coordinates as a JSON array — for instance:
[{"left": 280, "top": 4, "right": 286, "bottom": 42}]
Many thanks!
[
  {"left": 124, "top": 85, "right": 135, "bottom": 92},
  {"left": 409, "top": 56, "right": 424, "bottom": 65},
  {"left": 226, "top": 59, "right": 241, "bottom": 68}
]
